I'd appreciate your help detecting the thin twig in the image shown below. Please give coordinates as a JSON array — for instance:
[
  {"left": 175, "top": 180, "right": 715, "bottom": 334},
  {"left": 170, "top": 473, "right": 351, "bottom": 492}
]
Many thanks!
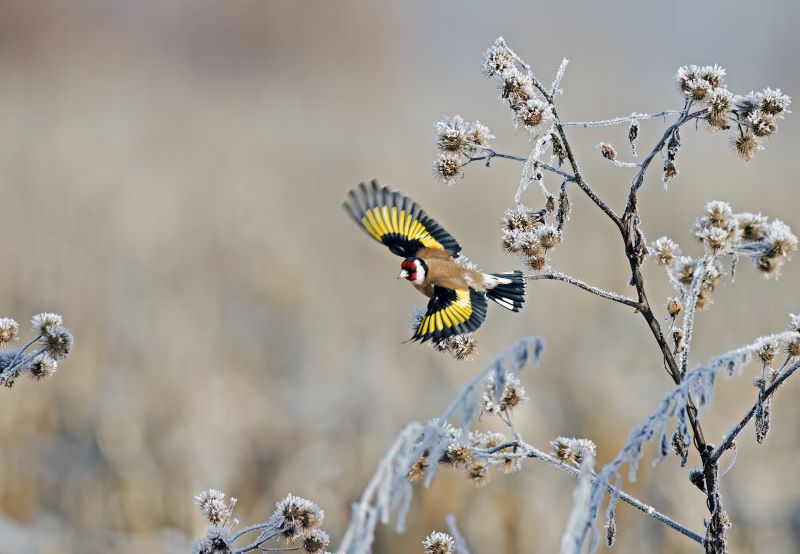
[
  {"left": 463, "top": 149, "right": 577, "bottom": 182},
  {"left": 472, "top": 441, "right": 704, "bottom": 545},
  {"left": 563, "top": 110, "right": 681, "bottom": 128},
  {"left": 527, "top": 271, "right": 641, "bottom": 309}
]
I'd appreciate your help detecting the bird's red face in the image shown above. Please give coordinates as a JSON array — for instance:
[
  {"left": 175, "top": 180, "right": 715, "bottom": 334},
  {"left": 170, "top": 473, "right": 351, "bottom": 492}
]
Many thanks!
[{"left": 398, "top": 258, "right": 426, "bottom": 285}]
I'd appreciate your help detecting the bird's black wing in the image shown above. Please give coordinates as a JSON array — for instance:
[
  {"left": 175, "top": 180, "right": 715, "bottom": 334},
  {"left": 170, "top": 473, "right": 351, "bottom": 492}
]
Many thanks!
[
  {"left": 343, "top": 180, "right": 462, "bottom": 258},
  {"left": 411, "top": 286, "right": 487, "bottom": 343}
]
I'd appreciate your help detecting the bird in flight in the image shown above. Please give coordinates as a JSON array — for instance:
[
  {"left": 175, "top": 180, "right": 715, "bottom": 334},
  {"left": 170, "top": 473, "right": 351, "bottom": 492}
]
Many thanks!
[{"left": 343, "top": 180, "right": 525, "bottom": 343}]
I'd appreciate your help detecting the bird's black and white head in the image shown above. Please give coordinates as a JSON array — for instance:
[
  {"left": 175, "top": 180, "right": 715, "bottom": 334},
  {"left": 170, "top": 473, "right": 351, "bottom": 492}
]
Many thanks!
[{"left": 398, "top": 257, "right": 427, "bottom": 285}]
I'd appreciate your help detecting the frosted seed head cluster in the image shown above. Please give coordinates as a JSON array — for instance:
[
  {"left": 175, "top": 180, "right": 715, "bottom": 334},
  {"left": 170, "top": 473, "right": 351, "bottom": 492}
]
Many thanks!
[
  {"left": 432, "top": 115, "right": 494, "bottom": 185},
  {"left": 480, "top": 39, "right": 552, "bottom": 133},
  {"left": 501, "top": 205, "right": 560, "bottom": 271},
  {"left": 0, "top": 312, "right": 72, "bottom": 387}
]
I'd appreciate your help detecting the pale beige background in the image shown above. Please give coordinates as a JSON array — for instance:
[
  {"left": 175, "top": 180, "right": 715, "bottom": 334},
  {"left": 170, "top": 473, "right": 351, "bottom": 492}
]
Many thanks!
[{"left": 0, "top": 1, "right": 798, "bottom": 552}]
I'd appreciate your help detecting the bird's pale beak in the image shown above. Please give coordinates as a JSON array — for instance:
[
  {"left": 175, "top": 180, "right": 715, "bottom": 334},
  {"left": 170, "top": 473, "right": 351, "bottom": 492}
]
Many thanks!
[{"left": 398, "top": 269, "right": 409, "bottom": 279}]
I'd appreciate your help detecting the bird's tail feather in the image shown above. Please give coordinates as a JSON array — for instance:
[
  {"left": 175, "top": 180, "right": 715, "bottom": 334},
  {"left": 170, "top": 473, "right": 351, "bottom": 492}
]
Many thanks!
[{"left": 484, "top": 270, "right": 525, "bottom": 312}]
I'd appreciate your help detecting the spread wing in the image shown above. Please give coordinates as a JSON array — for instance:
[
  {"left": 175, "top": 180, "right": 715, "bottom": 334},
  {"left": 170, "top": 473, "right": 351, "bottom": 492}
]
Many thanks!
[
  {"left": 343, "top": 180, "right": 462, "bottom": 258},
  {"left": 412, "top": 286, "right": 487, "bottom": 343}
]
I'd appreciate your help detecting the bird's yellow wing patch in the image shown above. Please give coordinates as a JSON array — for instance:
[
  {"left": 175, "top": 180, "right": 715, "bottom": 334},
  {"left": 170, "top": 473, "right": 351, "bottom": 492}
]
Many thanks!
[
  {"left": 412, "top": 287, "right": 487, "bottom": 343},
  {"left": 344, "top": 180, "right": 462, "bottom": 258}
]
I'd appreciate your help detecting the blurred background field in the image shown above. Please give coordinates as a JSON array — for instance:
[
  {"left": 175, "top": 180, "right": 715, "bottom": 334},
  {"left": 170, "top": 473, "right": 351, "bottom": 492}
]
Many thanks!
[{"left": 0, "top": 1, "right": 798, "bottom": 552}]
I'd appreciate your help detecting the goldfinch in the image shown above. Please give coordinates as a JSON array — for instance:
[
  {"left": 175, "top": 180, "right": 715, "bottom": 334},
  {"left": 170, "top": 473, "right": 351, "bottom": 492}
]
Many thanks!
[{"left": 343, "top": 180, "right": 526, "bottom": 343}]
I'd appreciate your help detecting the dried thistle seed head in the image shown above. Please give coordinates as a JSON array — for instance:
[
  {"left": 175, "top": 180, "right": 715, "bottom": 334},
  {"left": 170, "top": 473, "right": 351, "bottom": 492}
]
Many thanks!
[
  {"left": 441, "top": 442, "right": 471, "bottom": 467},
  {"left": 31, "top": 313, "right": 64, "bottom": 334},
  {"left": 482, "top": 38, "right": 514, "bottom": 78},
  {"left": 423, "top": 531, "right": 455, "bottom": 554},
  {"left": 596, "top": 142, "right": 617, "bottom": 161},
  {"left": 755, "top": 87, "right": 791, "bottom": 116},
  {"left": 650, "top": 237, "right": 681, "bottom": 266},
  {"left": 29, "top": 354, "right": 57, "bottom": 381},
  {"left": 0, "top": 318, "right": 19, "bottom": 344},
  {"left": 302, "top": 530, "right": 330, "bottom": 553},
  {"left": 502, "top": 205, "right": 544, "bottom": 232},
  {"left": 698, "top": 64, "right": 726, "bottom": 88},
  {"left": 194, "top": 489, "right": 233, "bottom": 526},
  {"left": 696, "top": 226, "right": 734, "bottom": 253},
  {"left": 513, "top": 99, "right": 550, "bottom": 132},
  {"left": 545, "top": 194, "right": 555, "bottom": 212},
  {"left": 500, "top": 454, "right": 522, "bottom": 474},
  {"left": 201, "top": 526, "right": 233, "bottom": 554},
  {"left": 432, "top": 152, "right": 463, "bottom": 185},
  {"left": 764, "top": 220, "right": 798, "bottom": 257},
  {"left": 746, "top": 109, "right": 777, "bottom": 138},
  {"left": 535, "top": 225, "right": 559, "bottom": 250},
  {"left": 501, "top": 229, "right": 522, "bottom": 255},
  {"left": 674, "top": 256, "right": 697, "bottom": 287},
  {"left": 483, "top": 373, "right": 528, "bottom": 414},
  {"left": 517, "top": 231, "right": 543, "bottom": 258},
  {"left": 550, "top": 437, "right": 596, "bottom": 466},
  {"left": 787, "top": 338, "right": 800, "bottom": 358},
  {"left": 706, "top": 88, "right": 733, "bottom": 129},
  {"left": 41, "top": 325, "right": 73, "bottom": 360},
  {"left": 470, "top": 430, "right": 506, "bottom": 449},
  {"left": 684, "top": 78, "right": 712, "bottom": 101},
  {"left": 667, "top": 298, "right": 682, "bottom": 317},
  {"left": 466, "top": 460, "right": 490, "bottom": 486},
  {"left": 463, "top": 120, "right": 494, "bottom": 155},
  {"left": 736, "top": 212, "right": 768, "bottom": 241},
  {"left": 676, "top": 65, "right": 699, "bottom": 93},
  {"left": 758, "top": 342, "right": 776, "bottom": 367},
  {"left": 704, "top": 200, "right": 734, "bottom": 227},
  {"left": 525, "top": 254, "right": 547, "bottom": 272},
  {"left": 433, "top": 334, "right": 478, "bottom": 361},
  {"left": 732, "top": 132, "right": 761, "bottom": 161},
  {"left": 435, "top": 115, "right": 469, "bottom": 153},
  {"left": 270, "top": 494, "right": 324, "bottom": 541},
  {"left": 500, "top": 68, "right": 534, "bottom": 105}
]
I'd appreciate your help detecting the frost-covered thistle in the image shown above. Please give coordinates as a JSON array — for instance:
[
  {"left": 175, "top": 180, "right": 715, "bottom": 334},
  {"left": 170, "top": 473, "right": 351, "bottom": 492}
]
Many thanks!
[
  {"left": 194, "top": 489, "right": 235, "bottom": 527},
  {"left": 650, "top": 237, "right": 681, "bottom": 266},
  {"left": 550, "top": 437, "right": 597, "bottom": 467},
  {"left": 0, "top": 318, "right": 19, "bottom": 344},
  {"left": 481, "top": 37, "right": 514, "bottom": 78},
  {"left": 435, "top": 115, "right": 470, "bottom": 153},
  {"left": 513, "top": 98, "right": 550, "bottom": 132},
  {"left": 269, "top": 493, "right": 325, "bottom": 541},
  {"left": 433, "top": 152, "right": 463, "bottom": 185},
  {"left": 28, "top": 354, "right": 57, "bottom": 381},
  {"left": 31, "top": 313, "right": 63, "bottom": 334},
  {"left": 422, "top": 531, "right": 455, "bottom": 554},
  {"left": 482, "top": 372, "right": 528, "bottom": 414}
]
